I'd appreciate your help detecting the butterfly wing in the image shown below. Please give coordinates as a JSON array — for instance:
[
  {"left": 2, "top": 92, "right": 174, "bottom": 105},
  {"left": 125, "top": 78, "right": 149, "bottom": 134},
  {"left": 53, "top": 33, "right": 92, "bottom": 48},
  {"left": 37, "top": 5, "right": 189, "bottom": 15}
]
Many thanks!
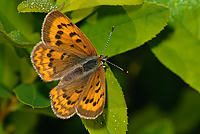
[
  {"left": 50, "top": 71, "right": 92, "bottom": 119},
  {"left": 50, "top": 65, "right": 105, "bottom": 119},
  {"left": 31, "top": 42, "right": 84, "bottom": 81},
  {"left": 76, "top": 66, "right": 106, "bottom": 119},
  {"left": 42, "top": 10, "right": 97, "bottom": 57}
]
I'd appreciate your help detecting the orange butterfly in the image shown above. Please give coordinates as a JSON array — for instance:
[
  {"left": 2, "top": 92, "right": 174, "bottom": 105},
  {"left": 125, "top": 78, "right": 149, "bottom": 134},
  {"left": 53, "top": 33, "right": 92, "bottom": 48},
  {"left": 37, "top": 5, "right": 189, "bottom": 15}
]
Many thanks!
[{"left": 31, "top": 10, "right": 107, "bottom": 119}]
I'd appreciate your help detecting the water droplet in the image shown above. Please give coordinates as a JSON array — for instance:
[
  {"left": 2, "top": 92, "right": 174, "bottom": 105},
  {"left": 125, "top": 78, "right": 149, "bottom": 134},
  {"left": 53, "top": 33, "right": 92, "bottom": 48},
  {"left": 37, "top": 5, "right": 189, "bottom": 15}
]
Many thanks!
[
  {"left": 103, "top": 113, "right": 106, "bottom": 119},
  {"left": 94, "top": 120, "right": 98, "bottom": 124},
  {"left": 31, "top": 2, "right": 34, "bottom": 5}
]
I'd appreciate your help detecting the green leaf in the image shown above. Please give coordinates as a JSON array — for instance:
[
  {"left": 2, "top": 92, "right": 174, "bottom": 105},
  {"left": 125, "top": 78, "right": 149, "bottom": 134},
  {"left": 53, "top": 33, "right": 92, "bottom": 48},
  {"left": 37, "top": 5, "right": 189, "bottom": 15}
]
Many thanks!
[
  {"left": 17, "top": 0, "right": 58, "bottom": 13},
  {"left": 7, "top": 111, "right": 38, "bottom": 134},
  {"left": 137, "top": 119, "right": 175, "bottom": 134},
  {"left": 0, "top": 122, "right": 6, "bottom": 134},
  {"left": 82, "top": 67, "right": 127, "bottom": 134},
  {"left": 0, "top": 25, "right": 35, "bottom": 48},
  {"left": 0, "top": 44, "right": 21, "bottom": 89},
  {"left": 20, "top": 58, "right": 38, "bottom": 83},
  {"left": 128, "top": 88, "right": 200, "bottom": 134},
  {"left": 0, "top": 83, "right": 10, "bottom": 98},
  {"left": 13, "top": 83, "right": 50, "bottom": 108},
  {"left": 0, "top": 1, "right": 40, "bottom": 43},
  {"left": 19, "top": 106, "right": 55, "bottom": 118},
  {"left": 57, "top": 0, "right": 144, "bottom": 12},
  {"left": 70, "top": 7, "right": 97, "bottom": 23},
  {"left": 129, "top": 105, "right": 165, "bottom": 133},
  {"left": 150, "top": 7, "right": 200, "bottom": 93},
  {"left": 170, "top": 89, "right": 200, "bottom": 133},
  {"left": 147, "top": 0, "right": 200, "bottom": 17},
  {"left": 80, "top": 2, "right": 171, "bottom": 57}
]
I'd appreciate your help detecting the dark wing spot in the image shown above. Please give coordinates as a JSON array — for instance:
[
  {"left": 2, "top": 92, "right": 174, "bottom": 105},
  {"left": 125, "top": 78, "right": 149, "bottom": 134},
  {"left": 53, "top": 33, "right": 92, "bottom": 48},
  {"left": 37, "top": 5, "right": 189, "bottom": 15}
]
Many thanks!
[
  {"left": 97, "top": 98, "right": 100, "bottom": 104},
  {"left": 61, "top": 23, "right": 67, "bottom": 27},
  {"left": 67, "top": 23, "right": 73, "bottom": 26},
  {"left": 50, "top": 58, "right": 54, "bottom": 62},
  {"left": 85, "top": 99, "right": 89, "bottom": 104},
  {"left": 47, "top": 53, "right": 51, "bottom": 57},
  {"left": 83, "top": 45, "right": 86, "bottom": 48},
  {"left": 49, "top": 49, "right": 55, "bottom": 53},
  {"left": 68, "top": 55, "right": 71, "bottom": 58},
  {"left": 100, "top": 93, "right": 103, "bottom": 98},
  {"left": 95, "top": 87, "right": 101, "bottom": 93},
  {"left": 97, "top": 75, "right": 100, "bottom": 79},
  {"left": 63, "top": 94, "right": 67, "bottom": 98},
  {"left": 70, "top": 44, "right": 74, "bottom": 47},
  {"left": 66, "top": 96, "right": 70, "bottom": 100},
  {"left": 60, "top": 53, "right": 67, "bottom": 60},
  {"left": 48, "top": 63, "right": 53, "bottom": 67},
  {"left": 93, "top": 102, "right": 96, "bottom": 106},
  {"left": 69, "top": 32, "right": 77, "bottom": 37},
  {"left": 75, "top": 90, "right": 82, "bottom": 93},
  {"left": 71, "top": 101, "right": 76, "bottom": 105},
  {"left": 76, "top": 39, "right": 82, "bottom": 43},
  {"left": 57, "top": 31, "right": 63, "bottom": 35},
  {"left": 96, "top": 81, "right": 100, "bottom": 86},
  {"left": 55, "top": 35, "right": 61, "bottom": 39},
  {"left": 53, "top": 101, "right": 56, "bottom": 105},
  {"left": 67, "top": 100, "right": 71, "bottom": 105},
  {"left": 90, "top": 98, "right": 94, "bottom": 103},
  {"left": 83, "top": 96, "right": 86, "bottom": 101},
  {"left": 57, "top": 25, "right": 62, "bottom": 29},
  {"left": 90, "top": 85, "right": 93, "bottom": 89},
  {"left": 55, "top": 40, "right": 62, "bottom": 46}
]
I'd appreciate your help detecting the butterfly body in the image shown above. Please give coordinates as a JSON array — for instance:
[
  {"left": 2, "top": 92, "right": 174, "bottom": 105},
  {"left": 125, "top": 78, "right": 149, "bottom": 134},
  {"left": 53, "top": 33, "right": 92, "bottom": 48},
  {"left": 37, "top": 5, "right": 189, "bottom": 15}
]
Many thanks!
[{"left": 31, "top": 10, "right": 106, "bottom": 119}]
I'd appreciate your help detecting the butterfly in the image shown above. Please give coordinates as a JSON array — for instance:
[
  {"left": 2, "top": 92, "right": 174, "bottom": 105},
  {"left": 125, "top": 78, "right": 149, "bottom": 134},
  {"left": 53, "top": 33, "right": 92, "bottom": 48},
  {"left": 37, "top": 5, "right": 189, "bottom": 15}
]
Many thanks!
[{"left": 31, "top": 10, "right": 108, "bottom": 119}]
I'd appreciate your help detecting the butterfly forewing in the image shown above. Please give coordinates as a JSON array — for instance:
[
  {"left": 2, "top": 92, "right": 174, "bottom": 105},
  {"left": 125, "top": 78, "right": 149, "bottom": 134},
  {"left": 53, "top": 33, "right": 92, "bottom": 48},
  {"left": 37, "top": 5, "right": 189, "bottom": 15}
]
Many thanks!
[
  {"left": 42, "top": 10, "right": 97, "bottom": 57},
  {"left": 31, "top": 42, "right": 84, "bottom": 81}
]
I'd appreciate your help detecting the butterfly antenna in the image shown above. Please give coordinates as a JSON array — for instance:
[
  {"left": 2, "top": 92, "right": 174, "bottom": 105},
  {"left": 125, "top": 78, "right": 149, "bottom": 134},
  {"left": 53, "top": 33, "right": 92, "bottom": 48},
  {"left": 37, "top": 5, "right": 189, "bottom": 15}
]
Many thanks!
[
  {"left": 102, "top": 26, "right": 115, "bottom": 56},
  {"left": 106, "top": 60, "right": 129, "bottom": 74},
  {"left": 101, "top": 26, "right": 128, "bottom": 74}
]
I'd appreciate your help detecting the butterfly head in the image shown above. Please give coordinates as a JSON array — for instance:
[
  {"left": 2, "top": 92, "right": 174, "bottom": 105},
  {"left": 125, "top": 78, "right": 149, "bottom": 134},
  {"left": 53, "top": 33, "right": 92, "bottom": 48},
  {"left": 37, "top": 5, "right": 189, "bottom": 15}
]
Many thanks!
[{"left": 99, "top": 55, "right": 108, "bottom": 64}]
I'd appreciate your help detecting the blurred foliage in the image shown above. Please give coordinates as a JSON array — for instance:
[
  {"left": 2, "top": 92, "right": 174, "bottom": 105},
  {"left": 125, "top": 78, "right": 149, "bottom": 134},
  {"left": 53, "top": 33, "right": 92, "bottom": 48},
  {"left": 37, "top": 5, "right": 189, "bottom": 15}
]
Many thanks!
[{"left": 0, "top": 0, "right": 200, "bottom": 134}]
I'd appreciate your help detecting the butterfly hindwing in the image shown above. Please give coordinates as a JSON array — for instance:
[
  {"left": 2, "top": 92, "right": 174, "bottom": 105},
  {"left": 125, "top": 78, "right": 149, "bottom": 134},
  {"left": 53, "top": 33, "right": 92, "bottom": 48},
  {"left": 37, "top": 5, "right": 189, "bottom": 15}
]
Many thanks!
[
  {"left": 50, "top": 71, "right": 92, "bottom": 119},
  {"left": 76, "top": 66, "right": 106, "bottom": 119},
  {"left": 42, "top": 10, "right": 97, "bottom": 57}
]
